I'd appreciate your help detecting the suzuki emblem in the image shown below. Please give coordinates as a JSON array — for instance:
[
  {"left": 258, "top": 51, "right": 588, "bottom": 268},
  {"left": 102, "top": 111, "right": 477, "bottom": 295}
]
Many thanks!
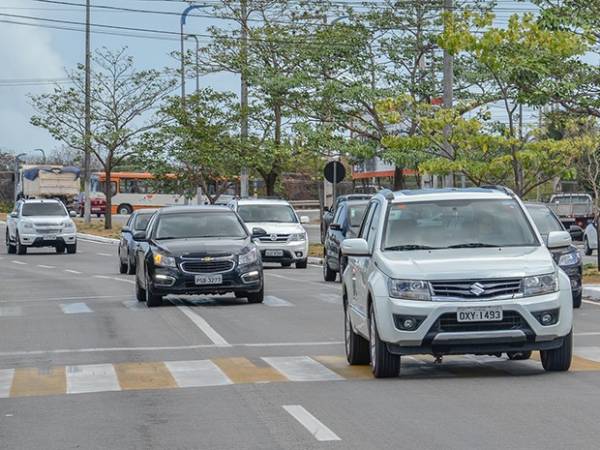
[
  {"left": 270, "top": 234, "right": 278, "bottom": 241},
  {"left": 470, "top": 282, "right": 485, "bottom": 296}
]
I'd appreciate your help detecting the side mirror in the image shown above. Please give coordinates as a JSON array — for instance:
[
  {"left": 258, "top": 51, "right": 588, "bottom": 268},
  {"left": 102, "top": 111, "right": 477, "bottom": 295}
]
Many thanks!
[
  {"left": 569, "top": 225, "right": 582, "bottom": 239},
  {"left": 342, "top": 238, "right": 370, "bottom": 257},
  {"left": 132, "top": 230, "right": 147, "bottom": 242},
  {"left": 300, "top": 215, "right": 310, "bottom": 224},
  {"left": 251, "top": 227, "right": 267, "bottom": 239},
  {"left": 547, "top": 231, "right": 571, "bottom": 249},
  {"left": 69, "top": 210, "right": 77, "bottom": 218},
  {"left": 323, "top": 206, "right": 330, "bottom": 213},
  {"left": 9, "top": 212, "right": 18, "bottom": 218},
  {"left": 329, "top": 223, "right": 342, "bottom": 231},
  {"left": 121, "top": 226, "right": 131, "bottom": 234}
]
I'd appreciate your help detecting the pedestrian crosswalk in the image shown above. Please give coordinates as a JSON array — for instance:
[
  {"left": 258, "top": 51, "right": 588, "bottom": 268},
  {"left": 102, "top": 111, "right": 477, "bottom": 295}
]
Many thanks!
[{"left": 2, "top": 352, "right": 600, "bottom": 399}]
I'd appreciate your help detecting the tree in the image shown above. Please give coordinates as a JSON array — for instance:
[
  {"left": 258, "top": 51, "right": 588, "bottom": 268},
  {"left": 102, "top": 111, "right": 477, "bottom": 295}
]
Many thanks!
[
  {"left": 30, "top": 47, "right": 176, "bottom": 228},
  {"left": 139, "top": 89, "right": 242, "bottom": 204}
]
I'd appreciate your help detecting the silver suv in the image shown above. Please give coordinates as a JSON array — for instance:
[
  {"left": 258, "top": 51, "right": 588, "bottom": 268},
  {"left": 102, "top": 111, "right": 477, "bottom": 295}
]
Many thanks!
[
  {"left": 6, "top": 199, "right": 77, "bottom": 254},
  {"left": 342, "top": 188, "right": 573, "bottom": 378}
]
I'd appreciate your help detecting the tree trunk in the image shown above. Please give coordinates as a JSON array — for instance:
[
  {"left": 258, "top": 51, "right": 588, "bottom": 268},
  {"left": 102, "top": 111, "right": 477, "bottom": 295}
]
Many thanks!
[
  {"left": 264, "top": 172, "right": 278, "bottom": 197},
  {"left": 393, "top": 166, "right": 405, "bottom": 190},
  {"left": 104, "top": 166, "right": 112, "bottom": 230}
]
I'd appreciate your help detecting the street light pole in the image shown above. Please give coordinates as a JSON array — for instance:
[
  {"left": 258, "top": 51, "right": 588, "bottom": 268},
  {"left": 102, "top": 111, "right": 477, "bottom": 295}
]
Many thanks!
[
  {"left": 83, "top": 0, "right": 92, "bottom": 224},
  {"left": 180, "top": 4, "right": 209, "bottom": 110},
  {"left": 240, "top": 0, "right": 249, "bottom": 198},
  {"left": 442, "top": 0, "right": 454, "bottom": 188},
  {"left": 185, "top": 34, "right": 200, "bottom": 95},
  {"left": 32, "top": 148, "right": 46, "bottom": 164},
  {"left": 13, "top": 153, "right": 26, "bottom": 202}
]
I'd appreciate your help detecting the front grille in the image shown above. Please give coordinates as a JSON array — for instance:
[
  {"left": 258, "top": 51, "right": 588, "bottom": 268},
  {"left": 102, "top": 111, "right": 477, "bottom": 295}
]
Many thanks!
[
  {"left": 434, "top": 311, "right": 530, "bottom": 333},
  {"left": 36, "top": 228, "right": 61, "bottom": 234},
  {"left": 180, "top": 260, "right": 234, "bottom": 274},
  {"left": 430, "top": 278, "right": 521, "bottom": 299},
  {"left": 258, "top": 234, "right": 289, "bottom": 242}
]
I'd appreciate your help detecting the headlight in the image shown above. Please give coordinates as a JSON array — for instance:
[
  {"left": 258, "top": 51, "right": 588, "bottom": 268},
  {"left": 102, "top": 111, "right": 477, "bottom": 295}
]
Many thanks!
[
  {"left": 522, "top": 273, "right": 558, "bottom": 297},
  {"left": 388, "top": 278, "right": 432, "bottom": 301},
  {"left": 558, "top": 250, "right": 581, "bottom": 266},
  {"left": 288, "top": 232, "right": 307, "bottom": 242},
  {"left": 153, "top": 252, "right": 176, "bottom": 268},
  {"left": 239, "top": 247, "right": 258, "bottom": 265},
  {"left": 20, "top": 221, "right": 33, "bottom": 230},
  {"left": 63, "top": 220, "right": 75, "bottom": 230}
]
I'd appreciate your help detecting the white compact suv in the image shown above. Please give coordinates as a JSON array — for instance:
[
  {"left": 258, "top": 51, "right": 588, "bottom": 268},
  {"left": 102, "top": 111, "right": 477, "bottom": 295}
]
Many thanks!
[
  {"left": 229, "top": 199, "right": 309, "bottom": 268},
  {"left": 6, "top": 199, "right": 77, "bottom": 254},
  {"left": 342, "top": 187, "right": 573, "bottom": 378}
]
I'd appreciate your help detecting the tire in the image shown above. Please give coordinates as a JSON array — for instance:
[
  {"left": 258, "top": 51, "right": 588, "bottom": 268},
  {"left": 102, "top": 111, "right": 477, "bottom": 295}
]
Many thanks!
[
  {"left": 338, "top": 255, "right": 347, "bottom": 283},
  {"left": 16, "top": 234, "right": 26, "bottom": 255},
  {"left": 507, "top": 351, "right": 532, "bottom": 361},
  {"left": 345, "top": 304, "right": 370, "bottom": 365},
  {"left": 55, "top": 244, "right": 65, "bottom": 254},
  {"left": 281, "top": 262, "right": 292, "bottom": 268},
  {"left": 247, "top": 286, "right": 264, "bottom": 304},
  {"left": 6, "top": 231, "right": 16, "bottom": 254},
  {"left": 369, "top": 303, "right": 400, "bottom": 378},
  {"left": 127, "top": 257, "right": 136, "bottom": 275},
  {"left": 96, "top": 213, "right": 102, "bottom": 218},
  {"left": 573, "top": 290, "right": 582, "bottom": 309},
  {"left": 584, "top": 238, "right": 593, "bottom": 256},
  {"left": 323, "top": 258, "right": 336, "bottom": 282},
  {"left": 119, "top": 258, "right": 128, "bottom": 274},
  {"left": 296, "top": 259, "right": 308, "bottom": 269},
  {"left": 135, "top": 276, "right": 146, "bottom": 302},
  {"left": 117, "top": 204, "right": 133, "bottom": 215},
  {"left": 66, "top": 243, "right": 77, "bottom": 254},
  {"left": 540, "top": 330, "right": 572, "bottom": 372},
  {"left": 145, "top": 274, "right": 163, "bottom": 307}
]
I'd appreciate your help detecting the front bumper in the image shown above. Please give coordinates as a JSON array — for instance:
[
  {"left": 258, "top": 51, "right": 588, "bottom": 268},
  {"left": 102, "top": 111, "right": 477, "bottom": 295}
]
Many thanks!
[
  {"left": 560, "top": 264, "right": 582, "bottom": 297},
  {"left": 370, "top": 271, "right": 573, "bottom": 356},
  {"left": 19, "top": 232, "right": 77, "bottom": 247},
  {"left": 149, "top": 263, "right": 263, "bottom": 296},
  {"left": 256, "top": 240, "right": 308, "bottom": 263}
]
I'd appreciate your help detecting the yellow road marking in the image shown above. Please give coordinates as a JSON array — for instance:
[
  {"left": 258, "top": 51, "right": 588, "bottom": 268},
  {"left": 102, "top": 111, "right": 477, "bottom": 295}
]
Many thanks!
[
  {"left": 213, "top": 357, "right": 287, "bottom": 384},
  {"left": 10, "top": 367, "right": 66, "bottom": 397},
  {"left": 313, "top": 356, "right": 373, "bottom": 380},
  {"left": 114, "top": 362, "right": 177, "bottom": 390}
]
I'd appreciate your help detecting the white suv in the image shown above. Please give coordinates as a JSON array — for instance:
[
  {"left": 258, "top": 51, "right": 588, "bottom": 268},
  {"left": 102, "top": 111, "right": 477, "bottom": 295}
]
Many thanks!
[
  {"left": 6, "top": 199, "right": 77, "bottom": 254},
  {"left": 342, "top": 188, "right": 573, "bottom": 378},
  {"left": 230, "top": 199, "right": 309, "bottom": 268}
]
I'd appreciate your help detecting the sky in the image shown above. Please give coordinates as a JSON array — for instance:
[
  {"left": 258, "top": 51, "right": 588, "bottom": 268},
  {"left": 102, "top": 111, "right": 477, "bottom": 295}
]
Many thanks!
[{"left": 0, "top": 0, "right": 539, "bottom": 162}]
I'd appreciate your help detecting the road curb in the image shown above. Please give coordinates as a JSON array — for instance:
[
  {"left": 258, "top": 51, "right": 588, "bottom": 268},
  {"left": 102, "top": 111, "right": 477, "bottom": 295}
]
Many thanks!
[
  {"left": 77, "top": 233, "right": 119, "bottom": 244},
  {"left": 308, "top": 256, "right": 323, "bottom": 265},
  {"left": 583, "top": 285, "right": 600, "bottom": 301}
]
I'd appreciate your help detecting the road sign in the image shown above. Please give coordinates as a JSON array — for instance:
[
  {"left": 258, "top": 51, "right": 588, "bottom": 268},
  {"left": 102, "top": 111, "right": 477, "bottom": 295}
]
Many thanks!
[{"left": 324, "top": 161, "right": 345, "bottom": 184}]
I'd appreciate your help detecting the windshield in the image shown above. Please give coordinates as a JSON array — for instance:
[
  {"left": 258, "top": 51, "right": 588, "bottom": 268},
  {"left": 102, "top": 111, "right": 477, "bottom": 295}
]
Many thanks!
[
  {"left": 21, "top": 202, "right": 67, "bottom": 217},
  {"left": 237, "top": 204, "right": 297, "bottom": 223},
  {"left": 154, "top": 212, "right": 248, "bottom": 240},
  {"left": 134, "top": 213, "right": 154, "bottom": 231},
  {"left": 383, "top": 199, "right": 539, "bottom": 250},
  {"left": 349, "top": 205, "right": 367, "bottom": 227},
  {"left": 527, "top": 206, "right": 563, "bottom": 236}
]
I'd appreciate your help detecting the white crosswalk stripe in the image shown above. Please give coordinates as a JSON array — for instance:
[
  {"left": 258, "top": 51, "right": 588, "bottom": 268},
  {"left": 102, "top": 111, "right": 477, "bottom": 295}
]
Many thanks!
[
  {"left": 0, "top": 369, "right": 14, "bottom": 398},
  {"left": 263, "top": 296, "right": 294, "bottom": 307},
  {"left": 165, "top": 360, "right": 232, "bottom": 388},
  {"left": 262, "top": 356, "right": 343, "bottom": 381},
  {"left": 66, "top": 364, "right": 120, "bottom": 394},
  {"left": 0, "top": 306, "right": 23, "bottom": 317},
  {"left": 60, "top": 303, "right": 93, "bottom": 314}
]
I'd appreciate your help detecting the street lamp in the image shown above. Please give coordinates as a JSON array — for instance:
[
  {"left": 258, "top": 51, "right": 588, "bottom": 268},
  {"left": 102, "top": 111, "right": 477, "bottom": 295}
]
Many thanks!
[
  {"left": 32, "top": 148, "right": 46, "bottom": 164},
  {"left": 13, "top": 153, "right": 26, "bottom": 202},
  {"left": 185, "top": 34, "right": 200, "bottom": 95},
  {"left": 180, "top": 4, "right": 209, "bottom": 108}
]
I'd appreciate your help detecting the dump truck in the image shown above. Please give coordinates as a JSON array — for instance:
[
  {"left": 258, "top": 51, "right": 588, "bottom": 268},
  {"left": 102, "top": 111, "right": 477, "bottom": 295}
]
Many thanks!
[{"left": 18, "top": 165, "right": 81, "bottom": 210}]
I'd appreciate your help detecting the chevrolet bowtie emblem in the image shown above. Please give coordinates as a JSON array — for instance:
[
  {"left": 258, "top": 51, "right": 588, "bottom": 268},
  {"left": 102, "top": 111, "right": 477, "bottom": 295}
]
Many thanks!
[{"left": 202, "top": 257, "right": 213, "bottom": 262}]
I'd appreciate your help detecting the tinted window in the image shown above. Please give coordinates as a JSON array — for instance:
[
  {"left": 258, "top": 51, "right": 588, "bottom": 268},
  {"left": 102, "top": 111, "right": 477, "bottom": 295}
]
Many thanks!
[
  {"left": 384, "top": 199, "right": 539, "bottom": 250},
  {"left": 359, "top": 203, "right": 376, "bottom": 239},
  {"left": 237, "top": 205, "right": 297, "bottom": 223},
  {"left": 333, "top": 204, "right": 345, "bottom": 225},
  {"left": 22, "top": 202, "right": 66, "bottom": 217},
  {"left": 134, "top": 213, "right": 154, "bottom": 231},
  {"left": 154, "top": 212, "right": 248, "bottom": 240},
  {"left": 348, "top": 205, "right": 367, "bottom": 228},
  {"left": 527, "top": 206, "right": 563, "bottom": 237}
]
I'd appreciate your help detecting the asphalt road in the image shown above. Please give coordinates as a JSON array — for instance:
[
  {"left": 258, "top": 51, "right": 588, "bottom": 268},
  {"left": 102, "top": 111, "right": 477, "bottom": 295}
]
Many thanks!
[{"left": 2, "top": 224, "right": 600, "bottom": 449}]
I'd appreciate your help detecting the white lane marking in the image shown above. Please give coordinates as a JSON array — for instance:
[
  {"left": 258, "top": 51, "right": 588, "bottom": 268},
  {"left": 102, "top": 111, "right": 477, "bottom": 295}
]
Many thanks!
[
  {"left": 0, "top": 306, "right": 22, "bottom": 317},
  {"left": 65, "top": 269, "right": 82, "bottom": 274},
  {"left": 575, "top": 332, "right": 600, "bottom": 336},
  {"left": 93, "top": 275, "right": 112, "bottom": 280},
  {"left": 97, "top": 253, "right": 112, "bottom": 257},
  {"left": 0, "top": 341, "right": 343, "bottom": 357},
  {"left": 263, "top": 296, "right": 294, "bottom": 307},
  {"left": 175, "top": 305, "right": 231, "bottom": 347},
  {"left": 262, "top": 356, "right": 343, "bottom": 382},
  {"left": 122, "top": 300, "right": 146, "bottom": 310},
  {"left": 165, "top": 360, "right": 232, "bottom": 388},
  {"left": 308, "top": 264, "right": 322, "bottom": 268},
  {"left": 66, "top": 364, "right": 120, "bottom": 394},
  {"left": 265, "top": 271, "right": 341, "bottom": 290},
  {"left": 60, "top": 302, "right": 93, "bottom": 314},
  {"left": 0, "top": 369, "right": 15, "bottom": 398},
  {"left": 282, "top": 405, "right": 341, "bottom": 442},
  {"left": 574, "top": 347, "right": 600, "bottom": 362},
  {"left": 37, "top": 264, "right": 55, "bottom": 269},
  {"left": 583, "top": 300, "right": 600, "bottom": 307},
  {"left": 112, "top": 277, "right": 135, "bottom": 285},
  {"left": 319, "top": 293, "right": 341, "bottom": 305},
  {"left": 11, "top": 260, "right": 26, "bottom": 265},
  {"left": 0, "top": 295, "right": 131, "bottom": 304}
]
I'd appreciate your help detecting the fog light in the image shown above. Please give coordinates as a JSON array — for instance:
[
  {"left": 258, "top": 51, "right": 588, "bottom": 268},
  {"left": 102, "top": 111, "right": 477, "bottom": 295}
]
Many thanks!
[
  {"left": 541, "top": 313, "right": 553, "bottom": 325},
  {"left": 393, "top": 314, "right": 426, "bottom": 331},
  {"left": 295, "top": 251, "right": 303, "bottom": 257},
  {"left": 154, "top": 274, "right": 175, "bottom": 286},
  {"left": 534, "top": 309, "right": 559, "bottom": 326},
  {"left": 402, "top": 318, "right": 416, "bottom": 330}
]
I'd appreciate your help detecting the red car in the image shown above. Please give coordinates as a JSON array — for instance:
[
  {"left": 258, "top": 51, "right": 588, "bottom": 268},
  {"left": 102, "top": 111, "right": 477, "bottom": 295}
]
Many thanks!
[{"left": 75, "top": 192, "right": 106, "bottom": 217}]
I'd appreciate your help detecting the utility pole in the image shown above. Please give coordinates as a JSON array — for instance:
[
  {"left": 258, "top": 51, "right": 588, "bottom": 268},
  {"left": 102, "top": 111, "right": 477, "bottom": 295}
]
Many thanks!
[
  {"left": 83, "top": 0, "right": 92, "bottom": 224},
  {"left": 442, "top": 0, "right": 454, "bottom": 188},
  {"left": 240, "top": 0, "right": 249, "bottom": 198}
]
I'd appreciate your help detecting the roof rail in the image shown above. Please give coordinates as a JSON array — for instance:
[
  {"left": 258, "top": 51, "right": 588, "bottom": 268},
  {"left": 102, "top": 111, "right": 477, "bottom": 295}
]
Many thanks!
[
  {"left": 379, "top": 189, "right": 395, "bottom": 201},
  {"left": 479, "top": 185, "right": 515, "bottom": 196}
]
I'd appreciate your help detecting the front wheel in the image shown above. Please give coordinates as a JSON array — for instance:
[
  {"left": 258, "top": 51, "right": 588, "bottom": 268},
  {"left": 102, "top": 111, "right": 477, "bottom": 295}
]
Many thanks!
[
  {"left": 345, "top": 305, "right": 370, "bottom": 365},
  {"left": 16, "top": 234, "right": 27, "bottom": 255},
  {"left": 296, "top": 259, "right": 308, "bottom": 269},
  {"left": 573, "top": 291, "right": 582, "bottom": 309},
  {"left": 584, "top": 238, "right": 593, "bottom": 256},
  {"left": 66, "top": 243, "right": 77, "bottom": 254},
  {"left": 119, "top": 256, "right": 127, "bottom": 274},
  {"left": 55, "top": 244, "right": 65, "bottom": 254},
  {"left": 247, "top": 286, "right": 264, "bottom": 304},
  {"left": 117, "top": 204, "right": 133, "bottom": 215},
  {"left": 369, "top": 303, "right": 400, "bottom": 378},
  {"left": 540, "top": 330, "right": 572, "bottom": 372},
  {"left": 127, "top": 257, "right": 136, "bottom": 275},
  {"left": 323, "top": 258, "right": 336, "bottom": 282},
  {"left": 135, "top": 276, "right": 146, "bottom": 302},
  {"left": 6, "top": 231, "right": 16, "bottom": 254},
  {"left": 145, "top": 274, "right": 163, "bottom": 307}
]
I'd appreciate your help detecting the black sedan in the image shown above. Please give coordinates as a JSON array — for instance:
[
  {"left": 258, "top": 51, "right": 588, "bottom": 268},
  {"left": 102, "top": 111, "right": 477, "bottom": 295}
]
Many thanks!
[
  {"left": 134, "top": 206, "right": 264, "bottom": 307},
  {"left": 526, "top": 203, "right": 583, "bottom": 308},
  {"left": 118, "top": 208, "right": 157, "bottom": 274},
  {"left": 323, "top": 200, "right": 368, "bottom": 282}
]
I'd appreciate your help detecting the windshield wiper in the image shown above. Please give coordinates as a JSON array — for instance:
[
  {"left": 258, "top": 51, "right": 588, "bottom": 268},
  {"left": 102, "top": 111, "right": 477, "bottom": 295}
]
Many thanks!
[
  {"left": 155, "top": 236, "right": 180, "bottom": 240},
  {"left": 447, "top": 242, "right": 500, "bottom": 248},
  {"left": 385, "top": 244, "right": 441, "bottom": 251}
]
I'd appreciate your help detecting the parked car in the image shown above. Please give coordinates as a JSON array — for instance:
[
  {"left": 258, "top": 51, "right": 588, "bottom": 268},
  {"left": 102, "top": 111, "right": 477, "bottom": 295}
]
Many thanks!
[
  {"left": 134, "top": 206, "right": 265, "bottom": 307},
  {"left": 74, "top": 192, "right": 106, "bottom": 218},
  {"left": 584, "top": 220, "right": 598, "bottom": 255},
  {"left": 342, "top": 187, "right": 573, "bottom": 378},
  {"left": 321, "top": 194, "right": 371, "bottom": 243},
  {"left": 229, "top": 199, "right": 310, "bottom": 269},
  {"left": 118, "top": 208, "right": 157, "bottom": 274},
  {"left": 547, "top": 193, "right": 593, "bottom": 238},
  {"left": 323, "top": 200, "right": 368, "bottom": 282},
  {"left": 6, "top": 199, "right": 77, "bottom": 255},
  {"left": 525, "top": 203, "right": 583, "bottom": 308}
]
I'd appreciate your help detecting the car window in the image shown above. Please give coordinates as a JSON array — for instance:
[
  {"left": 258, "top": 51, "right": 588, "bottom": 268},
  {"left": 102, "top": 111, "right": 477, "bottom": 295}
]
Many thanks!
[
  {"left": 21, "top": 202, "right": 67, "bottom": 217},
  {"left": 359, "top": 203, "right": 376, "bottom": 239},
  {"left": 134, "top": 213, "right": 154, "bottom": 231},
  {"left": 365, "top": 204, "right": 380, "bottom": 250},
  {"left": 237, "top": 204, "right": 298, "bottom": 223},
  {"left": 332, "top": 204, "right": 345, "bottom": 225},
  {"left": 348, "top": 205, "right": 367, "bottom": 228},
  {"left": 527, "top": 206, "right": 563, "bottom": 237},
  {"left": 154, "top": 212, "right": 248, "bottom": 240}
]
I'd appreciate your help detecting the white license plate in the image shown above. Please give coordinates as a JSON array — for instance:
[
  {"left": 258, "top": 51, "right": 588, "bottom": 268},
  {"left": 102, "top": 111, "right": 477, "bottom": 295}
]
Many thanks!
[
  {"left": 457, "top": 306, "right": 503, "bottom": 322},
  {"left": 265, "top": 250, "right": 284, "bottom": 257},
  {"left": 195, "top": 274, "right": 222, "bottom": 285},
  {"left": 44, "top": 235, "right": 57, "bottom": 240}
]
